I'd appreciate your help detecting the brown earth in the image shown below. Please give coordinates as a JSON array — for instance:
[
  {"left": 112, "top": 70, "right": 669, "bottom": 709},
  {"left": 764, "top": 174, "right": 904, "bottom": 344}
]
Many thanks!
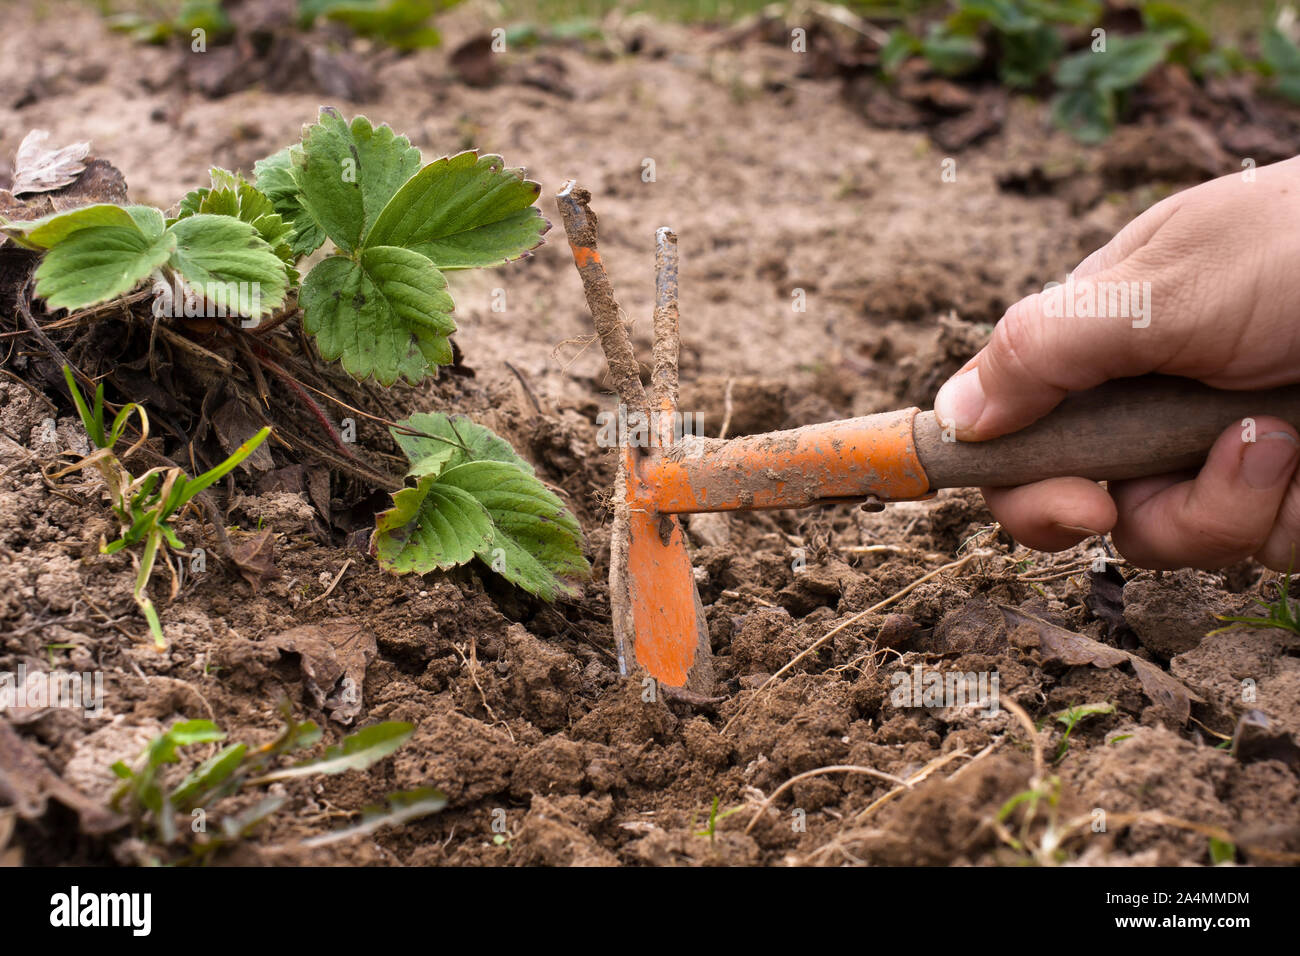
[{"left": 1, "top": 2, "right": 1299, "bottom": 867}]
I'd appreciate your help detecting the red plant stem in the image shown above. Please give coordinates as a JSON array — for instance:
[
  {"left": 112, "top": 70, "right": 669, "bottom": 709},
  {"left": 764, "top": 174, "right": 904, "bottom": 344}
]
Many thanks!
[{"left": 251, "top": 348, "right": 359, "bottom": 464}]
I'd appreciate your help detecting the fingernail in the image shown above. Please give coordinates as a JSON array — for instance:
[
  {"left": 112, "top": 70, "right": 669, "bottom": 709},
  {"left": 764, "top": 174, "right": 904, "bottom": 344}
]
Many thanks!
[
  {"left": 934, "top": 368, "right": 985, "bottom": 434},
  {"left": 1242, "top": 431, "right": 1300, "bottom": 489}
]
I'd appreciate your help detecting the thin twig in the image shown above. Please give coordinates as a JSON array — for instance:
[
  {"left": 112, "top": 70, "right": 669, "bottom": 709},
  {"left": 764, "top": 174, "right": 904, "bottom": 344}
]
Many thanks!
[
  {"left": 453, "top": 637, "right": 515, "bottom": 743},
  {"left": 999, "top": 695, "right": 1045, "bottom": 786},
  {"left": 16, "top": 275, "right": 85, "bottom": 388},
  {"left": 744, "top": 764, "right": 912, "bottom": 835},
  {"left": 305, "top": 559, "right": 352, "bottom": 606},
  {"left": 37, "top": 288, "right": 153, "bottom": 330},
  {"left": 859, "top": 746, "right": 970, "bottom": 819},
  {"left": 718, "top": 377, "right": 735, "bottom": 440}
]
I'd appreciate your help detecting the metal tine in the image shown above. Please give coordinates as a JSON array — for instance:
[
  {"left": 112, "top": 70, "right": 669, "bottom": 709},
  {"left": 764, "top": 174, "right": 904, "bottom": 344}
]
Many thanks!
[{"left": 651, "top": 226, "right": 680, "bottom": 451}]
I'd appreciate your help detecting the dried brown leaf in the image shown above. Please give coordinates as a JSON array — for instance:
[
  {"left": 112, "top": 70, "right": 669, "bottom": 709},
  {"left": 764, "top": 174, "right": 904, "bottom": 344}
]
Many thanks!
[
  {"left": 999, "top": 605, "right": 1200, "bottom": 723},
  {"left": 0, "top": 718, "right": 125, "bottom": 835},
  {"left": 10, "top": 130, "right": 90, "bottom": 196},
  {"left": 230, "top": 528, "right": 280, "bottom": 592},
  {"left": 212, "top": 401, "right": 275, "bottom": 473},
  {"left": 267, "top": 620, "right": 376, "bottom": 725}
]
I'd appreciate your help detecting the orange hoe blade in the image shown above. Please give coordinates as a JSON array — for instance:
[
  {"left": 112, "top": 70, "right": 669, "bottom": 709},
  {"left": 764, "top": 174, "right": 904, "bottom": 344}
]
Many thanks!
[{"left": 615, "top": 408, "right": 932, "bottom": 693}]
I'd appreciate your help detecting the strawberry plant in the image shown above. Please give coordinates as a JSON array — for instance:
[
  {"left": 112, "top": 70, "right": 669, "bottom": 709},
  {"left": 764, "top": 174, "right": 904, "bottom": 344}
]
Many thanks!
[
  {"left": 1051, "top": 31, "right": 1174, "bottom": 142},
  {"left": 256, "top": 110, "right": 548, "bottom": 384},
  {"left": 298, "top": 0, "right": 465, "bottom": 50},
  {"left": 1260, "top": 25, "right": 1300, "bottom": 103},
  {"left": 1, "top": 109, "right": 587, "bottom": 644}
]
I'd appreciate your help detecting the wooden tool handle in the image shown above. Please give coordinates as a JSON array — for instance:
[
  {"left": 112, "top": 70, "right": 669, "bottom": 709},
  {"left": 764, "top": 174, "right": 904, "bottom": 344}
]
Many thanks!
[{"left": 914, "top": 375, "right": 1300, "bottom": 489}]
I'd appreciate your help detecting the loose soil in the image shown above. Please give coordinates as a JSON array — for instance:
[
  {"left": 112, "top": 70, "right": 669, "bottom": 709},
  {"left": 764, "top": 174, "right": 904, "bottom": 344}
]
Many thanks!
[{"left": 2, "top": 2, "right": 1298, "bottom": 867}]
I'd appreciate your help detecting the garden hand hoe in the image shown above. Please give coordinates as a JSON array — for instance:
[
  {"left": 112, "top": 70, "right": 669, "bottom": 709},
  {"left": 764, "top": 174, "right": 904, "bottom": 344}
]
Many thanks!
[{"left": 557, "top": 181, "right": 1300, "bottom": 696}]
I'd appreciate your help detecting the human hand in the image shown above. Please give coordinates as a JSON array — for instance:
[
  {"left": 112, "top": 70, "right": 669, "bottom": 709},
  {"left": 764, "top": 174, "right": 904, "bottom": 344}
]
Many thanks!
[{"left": 934, "top": 156, "right": 1300, "bottom": 570}]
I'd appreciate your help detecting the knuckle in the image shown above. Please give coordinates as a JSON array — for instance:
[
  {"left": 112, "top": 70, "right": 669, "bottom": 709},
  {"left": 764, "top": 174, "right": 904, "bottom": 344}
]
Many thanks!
[{"left": 990, "top": 296, "right": 1046, "bottom": 382}]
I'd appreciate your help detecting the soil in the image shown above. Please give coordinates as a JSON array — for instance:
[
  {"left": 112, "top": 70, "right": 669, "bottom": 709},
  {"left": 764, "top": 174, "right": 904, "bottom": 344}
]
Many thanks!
[{"left": 2, "top": 2, "right": 1299, "bottom": 867}]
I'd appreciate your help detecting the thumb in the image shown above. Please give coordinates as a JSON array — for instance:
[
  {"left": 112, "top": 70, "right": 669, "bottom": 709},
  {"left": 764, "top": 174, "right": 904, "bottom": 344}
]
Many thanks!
[{"left": 934, "top": 269, "right": 1170, "bottom": 441}]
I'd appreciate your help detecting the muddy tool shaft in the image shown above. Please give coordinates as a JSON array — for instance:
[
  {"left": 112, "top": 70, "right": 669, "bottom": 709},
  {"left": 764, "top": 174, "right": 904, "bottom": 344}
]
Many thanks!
[{"left": 642, "top": 376, "right": 1300, "bottom": 514}]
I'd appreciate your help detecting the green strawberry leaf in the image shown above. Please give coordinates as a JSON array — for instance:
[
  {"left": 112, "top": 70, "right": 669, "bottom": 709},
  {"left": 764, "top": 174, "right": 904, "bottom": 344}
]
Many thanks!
[
  {"left": 1051, "top": 85, "right": 1115, "bottom": 143},
  {"left": 1277, "top": 73, "right": 1300, "bottom": 104},
  {"left": 379, "top": 413, "right": 588, "bottom": 598},
  {"left": 2, "top": 203, "right": 145, "bottom": 250},
  {"left": 372, "top": 473, "right": 495, "bottom": 573},
  {"left": 1056, "top": 33, "right": 1172, "bottom": 92},
  {"left": 998, "top": 25, "right": 1063, "bottom": 89},
  {"left": 436, "top": 460, "right": 589, "bottom": 600},
  {"left": 920, "top": 24, "right": 984, "bottom": 77},
  {"left": 300, "top": 0, "right": 454, "bottom": 51},
  {"left": 365, "top": 151, "right": 548, "bottom": 269},
  {"left": 126, "top": 206, "right": 167, "bottom": 240},
  {"left": 33, "top": 222, "right": 176, "bottom": 311},
  {"left": 254, "top": 145, "right": 328, "bottom": 259},
  {"left": 176, "top": 168, "right": 297, "bottom": 277},
  {"left": 167, "top": 214, "right": 289, "bottom": 319},
  {"left": 392, "top": 411, "right": 534, "bottom": 478},
  {"left": 880, "top": 28, "right": 918, "bottom": 74},
  {"left": 1261, "top": 26, "right": 1300, "bottom": 75},
  {"left": 1262, "top": 27, "right": 1300, "bottom": 101},
  {"left": 299, "top": 245, "right": 455, "bottom": 385},
  {"left": 293, "top": 108, "right": 422, "bottom": 254}
]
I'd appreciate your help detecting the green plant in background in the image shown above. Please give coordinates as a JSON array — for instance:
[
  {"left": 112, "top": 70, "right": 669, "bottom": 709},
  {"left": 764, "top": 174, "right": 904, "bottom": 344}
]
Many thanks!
[
  {"left": 107, "top": 0, "right": 463, "bottom": 49},
  {"left": 1140, "top": 2, "right": 1212, "bottom": 67},
  {"left": 1260, "top": 24, "right": 1300, "bottom": 102},
  {"left": 299, "top": 0, "right": 466, "bottom": 50},
  {"left": 109, "top": 709, "right": 439, "bottom": 861},
  {"left": 883, "top": 0, "right": 1101, "bottom": 86},
  {"left": 1211, "top": 567, "right": 1300, "bottom": 637},
  {"left": 374, "top": 413, "right": 589, "bottom": 599},
  {"left": 878, "top": 0, "right": 1300, "bottom": 142},
  {"left": 1049, "top": 701, "right": 1115, "bottom": 761},
  {"left": 1050, "top": 30, "right": 1174, "bottom": 142},
  {"left": 106, "top": 0, "right": 234, "bottom": 44},
  {"left": 55, "top": 366, "right": 270, "bottom": 649}
]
